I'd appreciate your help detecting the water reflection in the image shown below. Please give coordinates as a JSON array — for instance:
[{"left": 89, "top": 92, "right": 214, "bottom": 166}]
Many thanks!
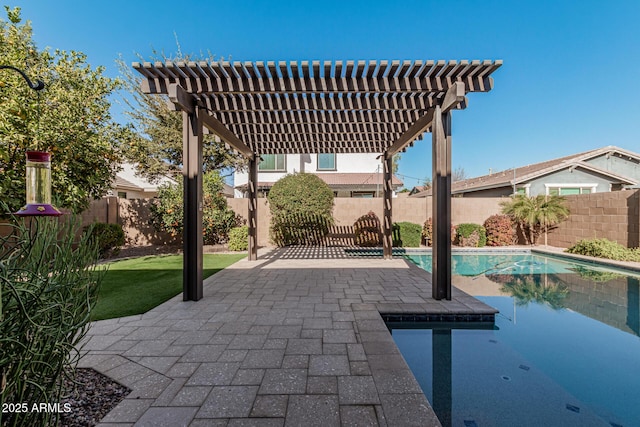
[{"left": 487, "top": 273, "right": 569, "bottom": 310}]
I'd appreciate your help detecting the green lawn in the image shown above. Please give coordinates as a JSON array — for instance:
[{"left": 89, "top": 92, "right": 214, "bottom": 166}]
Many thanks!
[{"left": 91, "top": 253, "right": 245, "bottom": 321}]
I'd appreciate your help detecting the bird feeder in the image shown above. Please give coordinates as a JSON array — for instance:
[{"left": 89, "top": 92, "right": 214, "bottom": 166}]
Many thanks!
[{"left": 14, "top": 151, "right": 62, "bottom": 216}]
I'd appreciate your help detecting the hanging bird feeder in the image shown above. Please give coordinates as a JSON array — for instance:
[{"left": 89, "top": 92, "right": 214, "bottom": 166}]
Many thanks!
[
  {"left": 1, "top": 65, "right": 61, "bottom": 217},
  {"left": 15, "top": 150, "right": 62, "bottom": 216}
]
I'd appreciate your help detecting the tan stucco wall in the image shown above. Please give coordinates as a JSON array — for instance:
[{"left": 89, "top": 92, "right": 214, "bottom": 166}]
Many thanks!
[
  {"left": 226, "top": 197, "right": 504, "bottom": 247},
  {"left": 8, "top": 191, "right": 638, "bottom": 249}
]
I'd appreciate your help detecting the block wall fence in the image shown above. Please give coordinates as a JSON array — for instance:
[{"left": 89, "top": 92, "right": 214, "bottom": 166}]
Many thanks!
[
  {"left": 545, "top": 190, "right": 639, "bottom": 249},
  {"left": 2, "top": 190, "right": 637, "bottom": 249}
]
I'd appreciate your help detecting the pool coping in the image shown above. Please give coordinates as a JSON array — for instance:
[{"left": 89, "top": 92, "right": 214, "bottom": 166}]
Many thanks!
[
  {"left": 531, "top": 246, "right": 640, "bottom": 274},
  {"left": 369, "top": 245, "right": 640, "bottom": 275}
]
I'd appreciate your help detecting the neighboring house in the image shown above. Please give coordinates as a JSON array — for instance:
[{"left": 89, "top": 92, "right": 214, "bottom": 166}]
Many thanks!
[
  {"left": 109, "top": 163, "right": 177, "bottom": 199},
  {"left": 410, "top": 145, "right": 640, "bottom": 198},
  {"left": 233, "top": 153, "right": 403, "bottom": 198},
  {"left": 408, "top": 185, "right": 427, "bottom": 196}
]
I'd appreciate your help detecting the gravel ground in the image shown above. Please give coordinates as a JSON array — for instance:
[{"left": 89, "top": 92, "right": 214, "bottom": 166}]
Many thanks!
[{"left": 58, "top": 368, "right": 130, "bottom": 427}]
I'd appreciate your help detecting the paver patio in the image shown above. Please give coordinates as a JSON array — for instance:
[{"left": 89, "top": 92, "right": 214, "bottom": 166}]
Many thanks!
[{"left": 79, "top": 247, "right": 497, "bottom": 426}]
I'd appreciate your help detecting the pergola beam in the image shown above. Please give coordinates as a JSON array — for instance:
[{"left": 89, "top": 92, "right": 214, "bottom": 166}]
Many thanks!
[
  {"left": 384, "top": 109, "right": 435, "bottom": 160},
  {"left": 441, "top": 81, "right": 466, "bottom": 113},
  {"left": 199, "top": 108, "right": 255, "bottom": 160},
  {"left": 384, "top": 82, "right": 465, "bottom": 160}
]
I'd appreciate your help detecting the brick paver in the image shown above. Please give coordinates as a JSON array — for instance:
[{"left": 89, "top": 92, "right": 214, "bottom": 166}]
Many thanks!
[{"left": 79, "top": 247, "right": 497, "bottom": 426}]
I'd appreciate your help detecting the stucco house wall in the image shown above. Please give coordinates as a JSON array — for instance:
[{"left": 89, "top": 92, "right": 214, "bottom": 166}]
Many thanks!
[
  {"left": 234, "top": 153, "right": 386, "bottom": 198},
  {"left": 586, "top": 153, "right": 640, "bottom": 185},
  {"left": 526, "top": 168, "right": 618, "bottom": 195}
]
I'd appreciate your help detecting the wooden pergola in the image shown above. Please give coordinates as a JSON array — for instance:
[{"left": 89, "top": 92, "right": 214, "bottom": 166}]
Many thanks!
[{"left": 133, "top": 59, "right": 501, "bottom": 301}]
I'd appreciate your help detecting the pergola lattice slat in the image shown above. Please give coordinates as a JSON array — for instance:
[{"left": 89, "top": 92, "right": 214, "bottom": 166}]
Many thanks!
[
  {"left": 138, "top": 59, "right": 497, "bottom": 95},
  {"left": 134, "top": 58, "right": 501, "bottom": 302}
]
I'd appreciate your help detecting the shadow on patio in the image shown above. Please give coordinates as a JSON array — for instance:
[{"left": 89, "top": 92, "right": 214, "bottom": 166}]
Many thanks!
[{"left": 78, "top": 247, "right": 496, "bottom": 426}]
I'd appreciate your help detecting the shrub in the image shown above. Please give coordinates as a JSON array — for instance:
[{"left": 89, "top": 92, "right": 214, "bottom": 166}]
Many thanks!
[
  {"left": 228, "top": 226, "right": 249, "bottom": 251},
  {"left": 84, "top": 222, "right": 125, "bottom": 258},
  {"left": 392, "top": 222, "right": 422, "bottom": 247},
  {"left": 268, "top": 173, "right": 334, "bottom": 246},
  {"left": 150, "top": 171, "right": 242, "bottom": 244},
  {"left": 354, "top": 211, "right": 382, "bottom": 247},
  {"left": 456, "top": 223, "right": 487, "bottom": 247},
  {"left": 422, "top": 218, "right": 432, "bottom": 244},
  {"left": 566, "top": 238, "right": 640, "bottom": 262},
  {"left": 0, "top": 215, "right": 102, "bottom": 427},
  {"left": 423, "top": 217, "right": 458, "bottom": 246},
  {"left": 483, "top": 214, "right": 515, "bottom": 246}
]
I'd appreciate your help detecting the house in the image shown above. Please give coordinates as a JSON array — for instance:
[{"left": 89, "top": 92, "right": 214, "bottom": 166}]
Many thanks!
[
  {"left": 408, "top": 185, "right": 427, "bottom": 196},
  {"left": 233, "top": 153, "right": 403, "bottom": 198},
  {"left": 109, "top": 163, "right": 177, "bottom": 199},
  {"left": 111, "top": 163, "right": 235, "bottom": 199},
  {"left": 409, "top": 146, "right": 640, "bottom": 198}
]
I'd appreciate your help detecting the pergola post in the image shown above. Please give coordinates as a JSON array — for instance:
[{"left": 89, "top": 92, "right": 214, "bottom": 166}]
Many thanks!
[
  {"left": 183, "top": 109, "right": 204, "bottom": 301},
  {"left": 432, "top": 106, "right": 452, "bottom": 300},
  {"left": 248, "top": 157, "right": 258, "bottom": 261},
  {"left": 382, "top": 154, "right": 393, "bottom": 259}
]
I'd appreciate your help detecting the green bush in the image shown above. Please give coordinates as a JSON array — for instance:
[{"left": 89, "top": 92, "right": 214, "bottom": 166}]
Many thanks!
[
  {"left": 84, "top": 222, "right": 125, "bottom": 258},
  {"left": 228, "top": 226, "right": 249, "bottom": 251},
  {"left": 150, "top": 171, "right": 242, "bottom": 244},
  {"left": 483, "top": 214, "right": 515, "bottom": 246},
  {"left": 268, "top": 173, "right": 334, "bottom": 246},
  {"left": 392, "top": 222, "right": 422, "bottom": 247},
  {"left": 456, "top": 223, "right": 487, "bottom": 247},
  {"left": 354, "top": 211, "right": 382, "bottom": 247},
  {"left": 0, "top": 216, "right": 102, "bottom": 427},
  {"left": 566, "top": 238, "right": 640, "bottom": 262}
]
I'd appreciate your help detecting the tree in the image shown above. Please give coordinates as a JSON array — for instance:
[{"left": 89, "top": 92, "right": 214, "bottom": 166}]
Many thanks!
[
  {"left": 0, "top": 7, "right": 126, "bottom": 214},
  {"left": 500, "top": 195, "right": 570, "bottom": 245},
  {"left": 392, "top": 153, "right": 400, "bottom": 174},
  {"left": 421, "top": 176, "right": 432, "bottom": 189},
  {"left": 453, "top": 166, "right": 467, "bottom": 182},
  {"left": 117, "top": 54, "right": 245, "bottom": 182},
  {"left": 268, "top": 173, "right": 334, "bottom": 246},
  {"left": 149, "top": 170, "right": 242, "bottom": 244}
]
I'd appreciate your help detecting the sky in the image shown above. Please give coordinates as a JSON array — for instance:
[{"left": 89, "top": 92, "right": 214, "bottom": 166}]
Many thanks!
[{"left": 7, "top": 0, "right": 640, "bottom": 189}]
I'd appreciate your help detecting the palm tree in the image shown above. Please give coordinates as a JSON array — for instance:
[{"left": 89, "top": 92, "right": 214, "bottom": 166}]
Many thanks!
[
  {"left": 498, "top": 274, "right": 569, "bottom": 310},
  {"left": 500, "top": 195, "right": 570, "bottom": 245}
]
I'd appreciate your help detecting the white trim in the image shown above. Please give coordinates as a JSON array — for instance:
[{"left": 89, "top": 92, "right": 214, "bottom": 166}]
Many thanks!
[
  {"left": 544, "top": 183, "right": 597, "bottom": 195},
  {"left": 515, "top": 183, "right": 531, "bottom": 196}
]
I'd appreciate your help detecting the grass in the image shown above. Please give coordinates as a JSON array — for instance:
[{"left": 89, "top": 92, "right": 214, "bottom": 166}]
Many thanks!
[{"left": 91, "top": 253, "right": 246, "bottom": 321}]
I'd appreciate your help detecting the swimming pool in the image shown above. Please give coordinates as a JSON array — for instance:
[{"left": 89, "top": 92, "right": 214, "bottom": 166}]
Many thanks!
[{"left": 390, "top": 252, "right": 640, "bottom": 427}]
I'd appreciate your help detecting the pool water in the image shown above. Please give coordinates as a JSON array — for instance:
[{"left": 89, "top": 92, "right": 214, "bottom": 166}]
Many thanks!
[{"left": 391, "top": 253, "right": 640, "bottom": 427}]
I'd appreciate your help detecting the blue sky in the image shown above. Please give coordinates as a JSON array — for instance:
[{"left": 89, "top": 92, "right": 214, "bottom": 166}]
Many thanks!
[{"left": 9, "top": 0, "right": 640, "bottom": 189}]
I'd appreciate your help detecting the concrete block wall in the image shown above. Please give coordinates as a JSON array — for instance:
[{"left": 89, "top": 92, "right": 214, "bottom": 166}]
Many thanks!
[{"left": 546, "top": 190, "right": 640, "bottom": 248}]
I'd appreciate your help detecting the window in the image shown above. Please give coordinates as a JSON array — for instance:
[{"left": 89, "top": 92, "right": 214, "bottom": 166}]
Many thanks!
[
  {"left": 351, "top": 191, "right": 375, "bottom": 198},
  {"left": 117, "top": 191, "right": 127, "bottom": 199},
  {"left": 515, "top": 187, "right": 527, "bottom": 196},
  {"left": 259, "top": 154, "right": 286, "bottom": 171},
  {"left": 546, "top": 184, "right": 596, "bottom": 196},
  {"left": 317, "top": 153, "right": 336, "bottom": 171}
]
